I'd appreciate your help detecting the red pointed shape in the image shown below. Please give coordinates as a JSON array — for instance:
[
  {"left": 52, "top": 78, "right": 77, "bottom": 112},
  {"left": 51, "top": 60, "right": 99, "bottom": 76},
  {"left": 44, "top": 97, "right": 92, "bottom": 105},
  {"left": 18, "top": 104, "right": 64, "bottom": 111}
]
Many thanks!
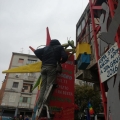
[
  {"left": 46, "top": 27, "right": 51, "bottom": 46},
  {"left": 29, "top": 46, "right": 35, "bottom": 52}
]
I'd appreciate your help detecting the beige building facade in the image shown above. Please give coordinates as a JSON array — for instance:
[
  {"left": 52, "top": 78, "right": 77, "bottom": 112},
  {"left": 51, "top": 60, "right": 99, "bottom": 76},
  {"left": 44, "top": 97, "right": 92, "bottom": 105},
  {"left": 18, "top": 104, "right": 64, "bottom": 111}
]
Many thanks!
[{"left": 0, "top": 52, "right": 40, "bottom": 118}]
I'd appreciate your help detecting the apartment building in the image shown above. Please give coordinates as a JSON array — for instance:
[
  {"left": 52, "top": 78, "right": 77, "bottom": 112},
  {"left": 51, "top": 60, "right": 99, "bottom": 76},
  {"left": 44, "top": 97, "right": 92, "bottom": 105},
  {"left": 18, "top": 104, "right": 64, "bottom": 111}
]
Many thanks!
[
  {"left": 75, "top": 1, "right": 108, "bottom": 119},
  {"left": 0, "top": 52, "right": 40, "bottom": 117},
  {"left": 76, "top": 4, "right": 97, "bottom": 84},
  {"left": 75, "top": 1, "right": 108, "bottom": 86}
]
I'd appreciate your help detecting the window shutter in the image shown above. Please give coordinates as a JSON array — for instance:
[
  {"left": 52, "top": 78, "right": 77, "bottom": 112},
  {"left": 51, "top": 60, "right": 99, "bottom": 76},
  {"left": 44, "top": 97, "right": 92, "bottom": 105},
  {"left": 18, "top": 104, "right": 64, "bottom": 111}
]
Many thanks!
[
  {"left": 19, "top": 97, "right": 23, "bottom": 102},
  {"left": 27, "top": 98, "right": 31, "bottom": 103}
]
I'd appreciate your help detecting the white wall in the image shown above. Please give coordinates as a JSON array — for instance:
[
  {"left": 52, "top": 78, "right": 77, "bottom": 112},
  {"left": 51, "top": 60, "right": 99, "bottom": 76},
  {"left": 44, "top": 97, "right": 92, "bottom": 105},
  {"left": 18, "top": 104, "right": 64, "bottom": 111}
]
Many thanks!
[
  {"left": 1, "top": 92, "right": 21, "bottom": 107},
  {"left": 6, "top": 78, "right": 23, "bottom": 92}
]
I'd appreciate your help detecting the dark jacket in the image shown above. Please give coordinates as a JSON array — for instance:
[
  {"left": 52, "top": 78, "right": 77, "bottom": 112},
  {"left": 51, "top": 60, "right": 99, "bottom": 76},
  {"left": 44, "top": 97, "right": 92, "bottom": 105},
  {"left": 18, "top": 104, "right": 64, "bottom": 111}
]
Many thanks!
[{"left": 34, "top": 39, "right": 68, "bottom": 65}]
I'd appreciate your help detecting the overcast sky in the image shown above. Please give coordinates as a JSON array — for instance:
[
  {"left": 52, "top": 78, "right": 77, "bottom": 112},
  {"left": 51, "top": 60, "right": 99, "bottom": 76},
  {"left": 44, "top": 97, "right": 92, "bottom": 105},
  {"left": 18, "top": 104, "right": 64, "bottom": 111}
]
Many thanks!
[{"left": 0, "top": 0, "right": 89, "bottom": 88}]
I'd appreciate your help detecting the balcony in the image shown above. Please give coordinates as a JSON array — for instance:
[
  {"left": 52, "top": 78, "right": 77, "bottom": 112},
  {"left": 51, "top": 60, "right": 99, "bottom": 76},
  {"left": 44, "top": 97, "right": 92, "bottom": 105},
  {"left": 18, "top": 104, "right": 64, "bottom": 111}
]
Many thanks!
[
  {"left": 18, "top": 102, "right": 30, "bottom": 108},
  {"left": 21, "top": 84, "right": 32, "bottom": 94},
  {"left": 76, "top": 58, "right": 96, "bottom": 79},
  {"left": 21, "top": 91, "right": 32, "bottom": 95},
  {"left": 22, "top": 73, "right": 36, "bottom": 81},
  {"left": 75, "top": 58, "right": 99, "bottom": 83},
  {"left": 28, "top": 76, "right": 36, "bottom": 81}
]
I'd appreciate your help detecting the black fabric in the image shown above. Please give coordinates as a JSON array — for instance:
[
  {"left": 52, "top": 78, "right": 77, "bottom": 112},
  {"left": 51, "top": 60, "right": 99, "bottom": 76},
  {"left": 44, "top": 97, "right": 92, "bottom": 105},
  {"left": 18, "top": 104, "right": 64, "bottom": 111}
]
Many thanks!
[
  {"left": 49, "top": 39, "right": 61, "bottom": 46},
  {"left": 34, "top": 39, "right": 68, "bottom": 65},
  {"left": 34, "top": 48, "right": 44, "bottom": 60}
]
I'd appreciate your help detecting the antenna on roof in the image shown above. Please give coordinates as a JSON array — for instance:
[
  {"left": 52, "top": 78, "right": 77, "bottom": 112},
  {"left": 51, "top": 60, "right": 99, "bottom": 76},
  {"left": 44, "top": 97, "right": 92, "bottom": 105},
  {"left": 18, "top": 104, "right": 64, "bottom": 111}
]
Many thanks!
[
  {"left": 20, "top": 48, "right": 23, "bottom": 53},
  {"left": 28, "top": 50, "right": 31, "bottom": 54}
]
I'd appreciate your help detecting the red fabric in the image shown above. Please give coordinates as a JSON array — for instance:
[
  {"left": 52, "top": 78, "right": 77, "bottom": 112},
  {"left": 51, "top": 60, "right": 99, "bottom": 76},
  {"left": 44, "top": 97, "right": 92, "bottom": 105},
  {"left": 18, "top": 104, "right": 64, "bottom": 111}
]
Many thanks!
[
  {"left": 49, "top": 54, "right": 75, "bottom": 120},
  {"left": 29, "top": 46, "right": 35, "bottom": 52},
  {"left": 46, "top": 27, "right": 51, "bottom": 46}
]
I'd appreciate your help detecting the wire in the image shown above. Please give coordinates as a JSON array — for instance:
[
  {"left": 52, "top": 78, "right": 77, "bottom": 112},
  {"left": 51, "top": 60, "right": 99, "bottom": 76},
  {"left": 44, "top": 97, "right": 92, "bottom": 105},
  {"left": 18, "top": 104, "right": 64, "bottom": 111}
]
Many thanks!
[{"left": 36, "top": 45, "right": 46, "bottom": 49}]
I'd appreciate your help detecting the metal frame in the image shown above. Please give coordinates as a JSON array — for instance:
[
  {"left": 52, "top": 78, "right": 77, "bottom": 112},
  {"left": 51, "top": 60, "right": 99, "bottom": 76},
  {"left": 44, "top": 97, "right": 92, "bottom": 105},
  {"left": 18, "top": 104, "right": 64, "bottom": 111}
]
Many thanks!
[
  {"left": 88, "top": 0, "right": 120, "bottom": 119},
  {"left": 76, "top": 0, "right": 120, "bottom": 119},
  {"left": 89, "top": 0, "right": 107, "bottom": 119}
]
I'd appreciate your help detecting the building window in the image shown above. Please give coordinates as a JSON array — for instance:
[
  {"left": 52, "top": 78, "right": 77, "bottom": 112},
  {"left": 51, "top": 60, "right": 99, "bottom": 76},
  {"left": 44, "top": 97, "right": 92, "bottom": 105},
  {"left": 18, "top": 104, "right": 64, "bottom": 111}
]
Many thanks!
[
  {"left": 23, "top": 86, "right": 28, "bottom": 90},
  {"left": 27, "top": 59, "right": 37, "bottom": 64},
  {"left": 19, "top": 97, "right": 31, "bottom": 103},
  {"left": 22, "top": 97, "right": 28, "bottom": 103},
  {"left": 18, "top": 58, "right": 24, "bottom": 63},
  {"left": 77, "top": 24, "right": 81, "bottom": 37},
  {"left": 12, "top": 82, "right": 19, "bottom": 88},
  {"left": 81, "top": 19, "right": 85, "bottom": 30}
]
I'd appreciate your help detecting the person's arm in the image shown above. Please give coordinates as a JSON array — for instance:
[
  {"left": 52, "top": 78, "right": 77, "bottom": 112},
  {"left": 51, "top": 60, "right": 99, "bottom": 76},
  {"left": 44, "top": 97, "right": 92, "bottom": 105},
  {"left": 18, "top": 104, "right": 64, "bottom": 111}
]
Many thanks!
[
  {"left": 60, "top": 47, "right": 68, "bottom": 63},
  {"left": 34, "top": 48, "right": 44, "bottom": 60}
]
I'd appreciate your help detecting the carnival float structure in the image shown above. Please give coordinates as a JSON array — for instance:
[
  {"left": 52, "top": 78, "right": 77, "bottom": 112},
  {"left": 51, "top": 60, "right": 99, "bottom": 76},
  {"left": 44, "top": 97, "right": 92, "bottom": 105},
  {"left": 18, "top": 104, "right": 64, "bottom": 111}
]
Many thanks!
[{"left": 2, "top": 0, "right": 120, "bottom": 119}]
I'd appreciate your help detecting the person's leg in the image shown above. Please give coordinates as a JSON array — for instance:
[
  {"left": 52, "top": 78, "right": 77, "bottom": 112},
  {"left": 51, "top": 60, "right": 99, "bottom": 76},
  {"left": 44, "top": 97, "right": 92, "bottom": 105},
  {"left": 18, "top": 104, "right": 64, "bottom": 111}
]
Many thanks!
[
  {"left": 37, "top": 66, "right": 47, "bottom": 108},
  {"left": 47, "top": 66, "right": 57, "bottom": 86},
  {"left": 43, "top": 66, "right": 57, "bottom": 103}
]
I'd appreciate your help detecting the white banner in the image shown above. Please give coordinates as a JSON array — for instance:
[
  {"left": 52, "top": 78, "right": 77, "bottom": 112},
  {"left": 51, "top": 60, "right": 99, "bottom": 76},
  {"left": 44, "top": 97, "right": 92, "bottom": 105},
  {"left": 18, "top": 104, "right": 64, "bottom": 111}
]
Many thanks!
[{"left": 98, "top": 42, "right": 120, "bottom": 82}]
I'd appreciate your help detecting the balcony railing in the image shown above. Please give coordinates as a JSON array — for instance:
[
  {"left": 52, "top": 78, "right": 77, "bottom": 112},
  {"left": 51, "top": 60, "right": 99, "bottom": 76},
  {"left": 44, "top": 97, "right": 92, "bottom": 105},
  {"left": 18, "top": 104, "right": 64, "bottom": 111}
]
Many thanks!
[
  {"left": 18, "top": 102, "right": 30, "bottom": 108},
  {"left": 21, "top": 88, "right": 32, "bottom": 94},
  {"left": 76, "top": 58, "right": 96, "bottom": 79},
  {"left": 28, "top": 76, "right": 36, "bottom": 80}
]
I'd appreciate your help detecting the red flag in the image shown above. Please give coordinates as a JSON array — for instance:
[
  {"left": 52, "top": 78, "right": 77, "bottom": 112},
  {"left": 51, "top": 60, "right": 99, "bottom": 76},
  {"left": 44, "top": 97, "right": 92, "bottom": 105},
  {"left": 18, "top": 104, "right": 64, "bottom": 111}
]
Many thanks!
[
  {"left": 29, "top": 46, "right": 35, "bottom": 52},
  {"left": 46, "top": 27, "right": 51, "bottom": 46},
  {"left": 88, "top": 102, "right": 94, "bottom": 115}
]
